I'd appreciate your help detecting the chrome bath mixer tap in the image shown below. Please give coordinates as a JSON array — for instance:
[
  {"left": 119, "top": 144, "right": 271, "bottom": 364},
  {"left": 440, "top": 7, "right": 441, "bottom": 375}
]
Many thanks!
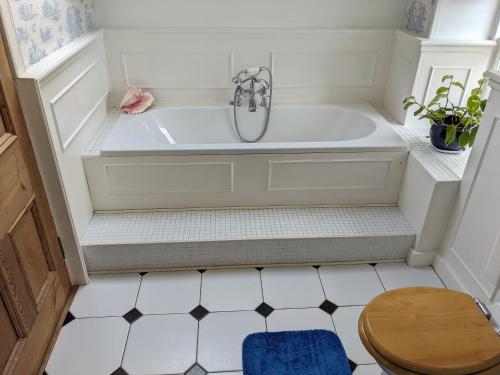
[{"left": 230, "top": 67, "right": 273, "bottom": 143}]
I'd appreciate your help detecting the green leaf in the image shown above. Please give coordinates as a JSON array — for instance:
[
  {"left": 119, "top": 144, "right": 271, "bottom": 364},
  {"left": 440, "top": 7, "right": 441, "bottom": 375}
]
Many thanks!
[
  {"left": 442, "top": 74, "right": 453, "bottom": 82},
  {"left": 427, "top": 94, "right": 445, "bottom": 107},
  {"left": 404, "top": 102, "right": 414, "bottom": 110},
  {"left": 480, "top": 99, "right": 487, "bottom": 111},
  {"left": 467, "top": 96, "right": 481, "bottom": 112},
  {"left": 458, "top": 131, "right": 470, "bottom": 148},
  {"left": 414, "top": 107, "right": 425, "bottom": 116},
  {"left": 451, "top": 82, "right": 465, "bottom": 90},
  {"left": 469, "top": 126, "right": 479, "bottom": 146},
  {"left": 445, "top": 125, "right": 457, "bottom": 145},
  {"left": 436, "top": 86, "right": 449, "bottom": 95}
]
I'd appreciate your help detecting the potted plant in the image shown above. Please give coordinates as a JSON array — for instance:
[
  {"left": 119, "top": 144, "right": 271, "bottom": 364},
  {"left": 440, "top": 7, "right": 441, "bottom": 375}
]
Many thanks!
[{"left": 403, "top": 75, "right": 488, "bottom": 153}]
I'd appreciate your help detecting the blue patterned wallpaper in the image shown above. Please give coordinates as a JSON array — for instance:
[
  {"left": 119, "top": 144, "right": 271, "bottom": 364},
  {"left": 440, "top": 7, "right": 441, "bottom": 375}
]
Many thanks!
[{"left": 9, "top": 0, "right": 96, "bottom": 66}]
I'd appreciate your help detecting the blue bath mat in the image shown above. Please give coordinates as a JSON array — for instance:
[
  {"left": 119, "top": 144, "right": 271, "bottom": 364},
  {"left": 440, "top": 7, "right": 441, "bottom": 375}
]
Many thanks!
[{"left": 242, "top": 330, "right": 351, "bottom": 375}]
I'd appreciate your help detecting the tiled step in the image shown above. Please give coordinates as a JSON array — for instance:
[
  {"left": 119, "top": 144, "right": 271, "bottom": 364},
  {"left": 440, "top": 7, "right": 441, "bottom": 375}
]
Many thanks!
[{"left": 81, "top": 206, "right": 416, "bottom": 272}]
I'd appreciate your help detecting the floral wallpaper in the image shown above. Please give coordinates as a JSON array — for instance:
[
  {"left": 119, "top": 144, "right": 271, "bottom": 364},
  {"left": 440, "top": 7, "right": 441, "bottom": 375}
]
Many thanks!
[
  {"left": 404, "top": 0, "right": 436, "bottom": 37},
  {"left": 9, "top": 0, "right": 96, "bottom": 67}
]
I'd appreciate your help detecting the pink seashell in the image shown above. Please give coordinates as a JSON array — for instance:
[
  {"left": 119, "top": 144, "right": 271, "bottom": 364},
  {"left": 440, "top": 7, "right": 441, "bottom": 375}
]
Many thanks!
[{"left": 120, "top": 86, "right": 155, "bottom": 114}]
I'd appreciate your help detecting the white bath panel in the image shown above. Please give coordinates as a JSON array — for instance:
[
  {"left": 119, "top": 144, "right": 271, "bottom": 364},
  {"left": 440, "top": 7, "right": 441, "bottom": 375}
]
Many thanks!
[{"left": 81, "top": 206, "right": 415, "bottom": 272}]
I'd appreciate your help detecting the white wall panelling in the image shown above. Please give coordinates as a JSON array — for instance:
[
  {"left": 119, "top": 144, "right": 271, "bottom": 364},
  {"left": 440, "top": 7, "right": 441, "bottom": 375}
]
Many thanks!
[
  {"left": 105, "top": 162, "right": 234, "bottom": 195},
  {"left": 393, "top": 38, "right": 497, "bottom": 126},
  {"left": 16, "top": 31, "right": 109, "bottom": 284},
  {"left": 83, "top": 152, "right": 407, "bottom": 210},
  {"left": 435, "top": 71, "right": 500, "bottom": 302},
  {"left": 267, "top": 159, "right": 392, "bottom": 191},
  {"left": 50, "top": 58, "right": 108, "bottom": 149},
  {"left": 104, "top": 28, "right": 396, "bottom": 106},
  {"left": 384, "top": 31, "right": 422, "bottom": 124}
]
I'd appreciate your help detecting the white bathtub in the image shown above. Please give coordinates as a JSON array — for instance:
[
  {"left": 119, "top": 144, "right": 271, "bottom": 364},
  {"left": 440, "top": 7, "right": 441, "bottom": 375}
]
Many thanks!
[
  {"left": 100, "top": 103, "right": 406, "bottom": 156},
  {"left": 85, "top": 103, "right": 409, "bottom": 210}
]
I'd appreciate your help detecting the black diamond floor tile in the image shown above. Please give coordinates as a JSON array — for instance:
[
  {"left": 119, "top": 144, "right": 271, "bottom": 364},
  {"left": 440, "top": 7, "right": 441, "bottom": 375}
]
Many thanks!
[
  {"left": 185, "top": 363, "right": 207, "bottom": 375},
  {"left": 111, "top": 367, "right": 129, "bottom": 375},
  {"left": 123, "top": 308, "right": 143, "bottom": 324},
  {"left": 62, "top": 311, "right": 75, "bottom": 327},
  {"left": 348, "top": 358, "right": 358, "bottom": 372},
  {"left": 319, "top": 300, "right": 338, "bottom": 315},
  {"left": 255, "top": 302, "right": 274, "bottom": 318},
  {"left": 190, "top": 305, "right": 209, "bottom": 321}
]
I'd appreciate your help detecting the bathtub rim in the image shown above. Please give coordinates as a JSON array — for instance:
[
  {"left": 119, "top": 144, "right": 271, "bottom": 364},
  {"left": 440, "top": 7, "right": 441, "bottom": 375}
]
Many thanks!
[{"left": 98, "top": 102, "right": 409, "bottom": 156}]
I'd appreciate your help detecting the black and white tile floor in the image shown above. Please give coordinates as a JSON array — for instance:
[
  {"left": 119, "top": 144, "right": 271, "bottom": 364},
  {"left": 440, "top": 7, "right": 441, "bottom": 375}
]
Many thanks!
[{"left": 45, "top": 262, "right": 445, "bottom": 375}]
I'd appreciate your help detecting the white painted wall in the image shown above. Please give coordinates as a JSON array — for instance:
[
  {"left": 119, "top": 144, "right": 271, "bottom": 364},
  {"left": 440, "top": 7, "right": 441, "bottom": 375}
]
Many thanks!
[
  {"left": 95, "top": 0, "right": 407, "bottom": 29},
  {"left": 430, "top": 0, "right": 500, "bottom": 40},
  {"left": 434, "top": 70, "right": 500, "bottom": 302}
]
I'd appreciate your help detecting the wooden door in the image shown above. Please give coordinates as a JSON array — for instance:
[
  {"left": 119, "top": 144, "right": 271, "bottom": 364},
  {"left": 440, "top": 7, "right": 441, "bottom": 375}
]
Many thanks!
[{"left": 0, "top": 31, "right": 73, "bottom": 374}]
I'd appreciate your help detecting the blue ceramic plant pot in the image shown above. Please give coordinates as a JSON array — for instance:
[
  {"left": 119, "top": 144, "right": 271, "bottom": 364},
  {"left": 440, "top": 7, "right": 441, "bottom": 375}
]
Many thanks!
[{"left": 430, "top": 122, "right": 465, "bottom": 153}]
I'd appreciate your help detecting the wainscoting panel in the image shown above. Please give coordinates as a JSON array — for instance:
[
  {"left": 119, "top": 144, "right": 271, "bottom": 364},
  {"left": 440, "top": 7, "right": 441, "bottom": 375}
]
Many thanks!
[
  {"left": 122, "top": 52, "right": 233, "bottom": 89},
  {"left": 49, "top": 58, "right": 108, "bottom": 150},
  {"left": 267, "top": 159, "right": 391, "bottom": 191},
  {"left": 422, "top": 66, "right": 471, "bottom": 107},
  {"left": 271, "top": 52, "right": 377, "bottom": 88},
  {"left": 105, "top": 162, "right": 234, "bottom": 194},
  {"left": 104, "top": 28, "right": 396, "bottom": 106},
  {"left": 405, "top": 39, "right": 496, "bottom": 127},
  {"left": 84, "top": 152, "right": 407, "bottom": 210}
]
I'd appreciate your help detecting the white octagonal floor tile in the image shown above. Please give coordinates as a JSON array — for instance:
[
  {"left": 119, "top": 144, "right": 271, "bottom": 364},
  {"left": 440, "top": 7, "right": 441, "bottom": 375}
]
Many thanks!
[
  {"left": 46, "top": 317, "right": 129, "bottom": 375},
  {"left": 261, "top": 267, "right": 325, "bottom": 309},
  {"left": 136, "top": 271, "right": 201, "bottom": 314},
  {"left": 333, "top": 306, "right": 375, "bottom": 365},
  {"left": 319, "top": 264, "right": 385, "bottom": 306},
  {"left": 70, "top": 274, "right": 141, "bottom": 318},
  {"left": 123, "top": 314, "right": 198, "bottom": 375},
  {"left": 267, "top": 308, "right": 335, "bottom": 332},
  {"left": 201, "top": 268, "right": 262, "bottom": 311},
  {"left": 375, "top": 263, "right": 444, "bottom": 290},
  {"left": 198, "top": 311, "right": 265, "bottom": 372},
  {"left": 354, "top": 364, "right": 384, "bottom": 374}
]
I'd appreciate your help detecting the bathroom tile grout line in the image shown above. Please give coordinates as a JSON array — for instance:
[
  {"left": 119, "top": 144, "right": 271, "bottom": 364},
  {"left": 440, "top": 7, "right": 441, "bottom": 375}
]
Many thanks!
[
  {"left": 257, "top": 268, "right": 269, "bottom": 332},
  {"left": 68, "top": 303, "right": 372, "bottom": 321},
  {"left": 431, "top": 265, "right": 447, "bottom": 288},
  {"left": 120, "top": 274, "right": 144, "bottom": 368},
  {"left": 195, "top": 270, "right": 203, "bottom": 363},
  {"left": 315, "top": 267, "right": 338, "bottom": 333},
  {"left": 372, "top": 264, "right": 387, "bottom": 293}
]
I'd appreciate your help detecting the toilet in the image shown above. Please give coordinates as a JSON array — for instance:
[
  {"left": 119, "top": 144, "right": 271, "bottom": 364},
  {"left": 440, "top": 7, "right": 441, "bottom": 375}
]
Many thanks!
[{"left": 359, "top": 287, "right": 500, "bottom": 374}]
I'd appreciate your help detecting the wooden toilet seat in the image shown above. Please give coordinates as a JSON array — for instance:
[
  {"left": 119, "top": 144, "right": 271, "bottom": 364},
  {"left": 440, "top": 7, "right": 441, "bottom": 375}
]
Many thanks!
[{"left": 359, "top": 288, "right": 500, "bottom": 375}]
